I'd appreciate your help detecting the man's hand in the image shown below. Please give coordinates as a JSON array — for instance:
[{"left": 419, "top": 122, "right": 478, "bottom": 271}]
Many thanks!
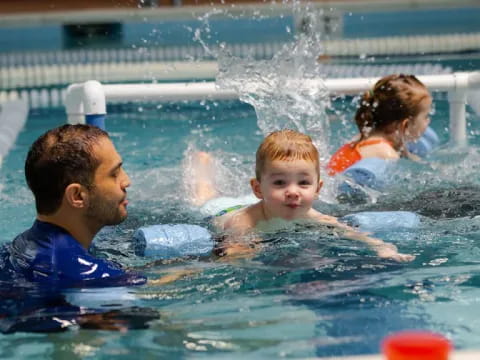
[{"left": 148, "top": 269, "right": 197, "bottom": 286}]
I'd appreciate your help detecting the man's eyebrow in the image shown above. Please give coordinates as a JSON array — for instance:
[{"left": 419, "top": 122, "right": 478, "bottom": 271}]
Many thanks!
[{"left": 109, "top": 161, "right": 123, "bottom": 174}]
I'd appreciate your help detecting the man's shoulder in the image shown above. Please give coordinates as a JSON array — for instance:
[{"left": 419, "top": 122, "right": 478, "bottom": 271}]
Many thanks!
[
  {"left": 9, "top": 221, "right": 146, "bottom": 286},
  {"left": 13, "top": 220, "right": 65, "bottom": 245}
]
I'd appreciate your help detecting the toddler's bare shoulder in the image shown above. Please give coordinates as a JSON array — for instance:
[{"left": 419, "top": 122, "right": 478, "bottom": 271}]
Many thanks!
[{"left": 223, "top": 207, "right": 257, "bottom": 232}]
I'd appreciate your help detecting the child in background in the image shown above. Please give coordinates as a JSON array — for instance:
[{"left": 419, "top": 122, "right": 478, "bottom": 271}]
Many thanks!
[
  {"left": 188, "top": 129, "right": 414, "bottom": 262},
  {"left": 327, "top": 74, "right": 432, "bottom": 175}
]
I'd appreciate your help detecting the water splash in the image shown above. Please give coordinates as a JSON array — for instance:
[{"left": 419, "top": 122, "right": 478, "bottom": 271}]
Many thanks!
[
  {"left": 189, "top": 3, "right": 331, "bottom": 147},
  {"left": 186, "top": 4, "right": 338, "bottom": 201},
  {"left": 216, "top": 32, "right": 331, "bottom": 157}
]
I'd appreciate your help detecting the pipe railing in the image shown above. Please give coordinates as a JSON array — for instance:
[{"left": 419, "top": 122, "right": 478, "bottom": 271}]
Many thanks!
[{"left": 64, "top": 71, "right": 480, "bottom": 145}]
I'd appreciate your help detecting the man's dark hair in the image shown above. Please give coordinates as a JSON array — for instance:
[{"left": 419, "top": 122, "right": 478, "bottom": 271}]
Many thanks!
[{"left": 25, "top": 124, "right": 109, "bottom": 215}]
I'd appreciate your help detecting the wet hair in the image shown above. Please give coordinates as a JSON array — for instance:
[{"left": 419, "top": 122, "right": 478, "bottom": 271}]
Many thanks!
[
  {"left": 355, "top": 74, "right": 430, "bottom": 143},
  {"left": 25, "top": 124, "right": 109, "bottom": 215},
  {"left": 255, "top": 129, "right": 320, "bottom": 180}
]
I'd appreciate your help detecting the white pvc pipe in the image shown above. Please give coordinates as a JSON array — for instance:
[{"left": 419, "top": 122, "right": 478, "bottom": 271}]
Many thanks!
[
  {"left": 64, "top": 83, "right": 85, "bottom": 124},
  {"left": 320, "top": 72, "right": 480, "bottom": 95},
  {"left": 83, "top": 80, "right": 106, "bottom": 115},
  {"left": 102, "top": 82, "right": 238, "bottom": 102},
  {"left": 65, "top": 72, "right": 480, "bottom": 145},
  {"left": 448, "top": 73, "right": 470, "bottom": 146},
  {"left": 100, "top": 72, "right": 480, "bottom": 100}
]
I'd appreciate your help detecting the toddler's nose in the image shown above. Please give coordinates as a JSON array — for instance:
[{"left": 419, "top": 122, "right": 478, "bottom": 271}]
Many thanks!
[{"left": 285, "top": 186, "right": 300, "bottom": 198}]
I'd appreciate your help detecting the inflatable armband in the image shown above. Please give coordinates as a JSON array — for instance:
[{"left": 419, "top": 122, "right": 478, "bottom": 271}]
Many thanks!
[
  {"left": 337, "top": 127, "right": 440, "bottom": 202},
  {"left": 340, "top": 211, "right": 420, "bottom": 233},
  {"left": 337, "top": 157, "right": 393, "bottom": 203},
  {"left": 134, "top": 224, "right": 213, "bottom": 259},
  {"left": 406, "top": 126, "right": 440, "bottom": 157}
]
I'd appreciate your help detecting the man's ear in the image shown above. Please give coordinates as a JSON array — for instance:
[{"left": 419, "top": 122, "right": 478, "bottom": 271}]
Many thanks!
[
  {"left": 250, "top": 178, "right": 263, "bottom": 199},
  {"left": 64, "top": 183, "right": 88, "bottom": 209}
]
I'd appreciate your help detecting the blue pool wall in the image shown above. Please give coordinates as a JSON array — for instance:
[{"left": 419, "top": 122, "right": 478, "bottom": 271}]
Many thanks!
[
  {"left": 343, "top": 7, "right": 480, "bottom": 38},
  {"left": 1, "top": 7, "right": 480, "bottom": 53}
]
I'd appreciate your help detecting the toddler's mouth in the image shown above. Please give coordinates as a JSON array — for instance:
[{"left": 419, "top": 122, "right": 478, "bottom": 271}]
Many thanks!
[{"left": 286, "top": 204, "right": 300, "bottom": 209}]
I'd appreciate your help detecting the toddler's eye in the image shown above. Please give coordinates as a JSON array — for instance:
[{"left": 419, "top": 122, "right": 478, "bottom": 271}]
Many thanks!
[
  {"left": 273, "top": 180, "right": 285, "bottom": 186},
  {"left": 299, "top": 180, "right": 311, "bottom": 186}
]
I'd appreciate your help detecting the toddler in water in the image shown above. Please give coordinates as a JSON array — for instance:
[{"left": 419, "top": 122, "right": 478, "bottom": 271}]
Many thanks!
[
  {"left": 188, "top": 129, "right": 414, "bottom": 262},
  {"left": 327, "top": 74, "right": 432, "bottom": 175}
]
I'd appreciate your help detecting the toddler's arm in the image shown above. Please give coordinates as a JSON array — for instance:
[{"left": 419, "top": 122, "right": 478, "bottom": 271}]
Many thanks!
[
  {"left": 214, "top": 230, "right": 262, "bottom": 260},
  {"left": 212, "top": 204, "right": 264, "bottom": 259},
  {"left": 314, "top": 213, "right": 415, "bottom": 262},
  {"left": 343, "top": 227, "right": 414, "bottom": 262}
]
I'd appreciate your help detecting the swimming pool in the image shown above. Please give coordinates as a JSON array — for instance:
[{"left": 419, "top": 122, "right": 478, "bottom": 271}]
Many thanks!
[
  {"left": 2, "top": 3, "right": 480, "bottom": 359},
  {"left": 2, "top": 74, "right": 480, "bottom": 358}
]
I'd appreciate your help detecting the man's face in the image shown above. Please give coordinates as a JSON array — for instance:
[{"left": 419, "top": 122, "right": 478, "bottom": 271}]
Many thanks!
[{"left": 86, "top": 137, "right": 131, "bottom": 226}]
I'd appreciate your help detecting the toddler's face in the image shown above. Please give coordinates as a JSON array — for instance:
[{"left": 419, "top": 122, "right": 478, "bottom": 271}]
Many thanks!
[
  {"left": 252, "top": 159, "right": 321, "bottom": 220},
  {"left": 407, "top": 95, "right": 432, "bottom": 141}
]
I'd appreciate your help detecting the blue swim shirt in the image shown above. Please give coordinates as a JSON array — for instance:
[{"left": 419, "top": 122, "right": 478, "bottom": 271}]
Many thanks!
[{"left": 5, "top": 220, "right": 146, "bottom": 287}]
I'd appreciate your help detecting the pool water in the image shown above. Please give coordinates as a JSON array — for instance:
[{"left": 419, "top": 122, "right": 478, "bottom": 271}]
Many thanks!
[{"left": 2, "top": 88, "right": 480, "bottom": 358}]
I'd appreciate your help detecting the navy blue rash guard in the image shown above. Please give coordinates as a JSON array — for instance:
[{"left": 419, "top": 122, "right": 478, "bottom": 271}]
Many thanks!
[{"left": 5, "top": 220, "right": 146, "bottom": 287}]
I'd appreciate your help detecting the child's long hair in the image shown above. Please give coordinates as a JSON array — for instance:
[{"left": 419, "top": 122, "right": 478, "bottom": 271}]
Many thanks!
[
  {"left": 355, "top": 74, "right": 429, "bottom": 146},
  {"left": 255, "top": 129, "right": 320, "bottom": 180}
]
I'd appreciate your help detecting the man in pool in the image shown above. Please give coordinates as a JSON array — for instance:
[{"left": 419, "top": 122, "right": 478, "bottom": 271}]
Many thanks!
[{"left": 4, "top": 124, "right": 146, "bottom": 286}]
